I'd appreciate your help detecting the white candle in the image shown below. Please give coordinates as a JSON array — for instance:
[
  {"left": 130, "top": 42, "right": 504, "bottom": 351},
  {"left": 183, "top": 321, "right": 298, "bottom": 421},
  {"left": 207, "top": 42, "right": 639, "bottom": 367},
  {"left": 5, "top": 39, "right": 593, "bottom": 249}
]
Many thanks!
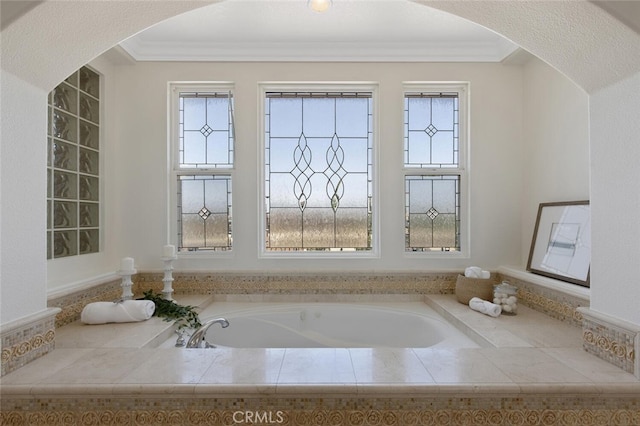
[
  {"left": 121, "top": 257, "right": 134, "bottom": 271},
  {"left": 163, "top": 244, "right": 176, "bottom": 258}
]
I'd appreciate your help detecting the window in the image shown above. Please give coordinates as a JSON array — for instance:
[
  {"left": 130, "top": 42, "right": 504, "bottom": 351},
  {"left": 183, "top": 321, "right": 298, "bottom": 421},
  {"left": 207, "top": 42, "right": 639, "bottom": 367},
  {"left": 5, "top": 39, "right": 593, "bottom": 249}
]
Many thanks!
[
  {"left": 170, "top": 85, "right": 234, "bottom": 252},
  {"left": 404, "top": 84, "right": 468, "bottom": 253},
  {"left": 47, "top": 66, "right": 100, "bottom": 259},
  {"left": 262, "top": 86, "right": 375, "bottom": 253}
]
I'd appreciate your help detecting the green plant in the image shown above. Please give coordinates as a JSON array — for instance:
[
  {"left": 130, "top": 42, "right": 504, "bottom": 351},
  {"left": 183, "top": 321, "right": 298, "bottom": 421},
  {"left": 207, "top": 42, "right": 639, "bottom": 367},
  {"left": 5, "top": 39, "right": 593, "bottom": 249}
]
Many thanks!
[{"left": 140, "top": 290, "right": 202, "bottom": 330}]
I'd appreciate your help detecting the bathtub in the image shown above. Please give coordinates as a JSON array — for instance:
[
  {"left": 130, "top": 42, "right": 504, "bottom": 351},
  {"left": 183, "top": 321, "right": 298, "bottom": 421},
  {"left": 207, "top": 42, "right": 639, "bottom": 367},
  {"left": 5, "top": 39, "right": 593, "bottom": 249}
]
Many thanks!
[{"left": 192, "top": 302, "right": 479, "bottom": 349}]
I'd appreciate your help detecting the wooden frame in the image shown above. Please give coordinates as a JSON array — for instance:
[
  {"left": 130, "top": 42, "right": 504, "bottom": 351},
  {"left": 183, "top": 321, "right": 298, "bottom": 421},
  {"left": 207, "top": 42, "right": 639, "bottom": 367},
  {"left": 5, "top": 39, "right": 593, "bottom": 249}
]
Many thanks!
[{"left": 527, "top": 201, "right": 590, "bottom": 287}]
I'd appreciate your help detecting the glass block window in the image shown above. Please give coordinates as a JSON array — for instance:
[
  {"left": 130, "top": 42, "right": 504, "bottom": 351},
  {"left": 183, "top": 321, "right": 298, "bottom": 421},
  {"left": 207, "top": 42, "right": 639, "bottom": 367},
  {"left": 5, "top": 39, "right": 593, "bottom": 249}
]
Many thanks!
[
  {"left": 47, "top": 66, "right": 100, "bottom": 259},
  {"left": 264, "top": 91, "right": 373, "bottom": 252},
  {"left": 404, "top": 87, "right": 467, "bottom": 253},
  {"left": 173, "top": 88, "right": 234, "bottom": 252}
]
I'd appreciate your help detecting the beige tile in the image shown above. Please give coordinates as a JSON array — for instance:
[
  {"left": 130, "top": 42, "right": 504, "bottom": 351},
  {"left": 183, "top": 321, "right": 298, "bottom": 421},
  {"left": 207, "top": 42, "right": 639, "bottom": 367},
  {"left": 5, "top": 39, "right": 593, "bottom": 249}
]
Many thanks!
[
  {"left": 119, "top": 348, "right": 219, "bottom": 384},
  {"left": 1, "top": 348, "right": 94, "bottom": 384},
  {"left": 413, "top": 348, "right": 514, "bottom": 384},
  {"left": 479, "top": 347, "right": 593, "bottom": 383},
  {"left": 349, "top": 348, "right": 435, "bottom": 383},
  {"left": 542, "top": 347, "right": 640, "bottom": 383},
  {"left": 278, "top": 348, "right": 356, "bottom": 383},
  {"left": 55, "top": 318, "right": 171, "bottom": 349},
  {"left": 199, "top": 348, "right": 285, "bottom": 384},
  {"left": 41, "top": 348, "right": 154, "bottom": 384}
]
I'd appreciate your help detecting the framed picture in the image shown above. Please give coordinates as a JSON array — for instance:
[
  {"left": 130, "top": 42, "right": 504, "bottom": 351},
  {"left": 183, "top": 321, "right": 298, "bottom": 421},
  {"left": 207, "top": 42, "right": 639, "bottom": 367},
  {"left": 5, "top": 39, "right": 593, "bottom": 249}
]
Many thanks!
[{"left": 527, "top": 201, "right": 591, "bottom": 287}]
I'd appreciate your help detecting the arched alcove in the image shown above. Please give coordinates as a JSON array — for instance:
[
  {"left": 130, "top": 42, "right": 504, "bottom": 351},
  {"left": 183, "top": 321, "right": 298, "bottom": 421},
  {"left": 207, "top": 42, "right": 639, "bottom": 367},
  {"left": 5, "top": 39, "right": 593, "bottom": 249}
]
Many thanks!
[{"left": 2, "top": 0, "right": 640, "bottom": 326}]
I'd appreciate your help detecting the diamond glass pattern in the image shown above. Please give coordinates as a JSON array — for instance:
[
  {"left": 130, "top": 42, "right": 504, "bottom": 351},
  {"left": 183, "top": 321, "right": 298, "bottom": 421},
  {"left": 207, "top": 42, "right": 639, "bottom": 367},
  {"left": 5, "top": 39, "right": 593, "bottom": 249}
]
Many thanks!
[
  {"left": 427, "top": 206, "right": 439, "bottom": 220},
  {"left": 425, "top": 124, "right": 438, "bottom": 137},
  {"left": 198, "top": 206, "right": 211, "bottom": 220},
  {"left": 200, "top": 124, "right": 213, "bottom": 137}
]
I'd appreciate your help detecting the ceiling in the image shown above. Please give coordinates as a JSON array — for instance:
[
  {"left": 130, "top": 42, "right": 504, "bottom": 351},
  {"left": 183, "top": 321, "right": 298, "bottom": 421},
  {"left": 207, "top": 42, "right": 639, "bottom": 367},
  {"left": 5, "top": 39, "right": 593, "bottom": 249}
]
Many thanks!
[{"left": 119, "top": 0, "right": 520, "bottom": 62}]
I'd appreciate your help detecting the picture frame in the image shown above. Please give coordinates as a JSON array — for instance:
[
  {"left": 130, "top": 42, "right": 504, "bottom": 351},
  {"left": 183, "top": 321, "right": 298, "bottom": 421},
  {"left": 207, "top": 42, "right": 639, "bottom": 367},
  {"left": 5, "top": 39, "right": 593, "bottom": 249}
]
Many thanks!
[{"left": 527, "top": 201, "right": 591, "bottom": 287}]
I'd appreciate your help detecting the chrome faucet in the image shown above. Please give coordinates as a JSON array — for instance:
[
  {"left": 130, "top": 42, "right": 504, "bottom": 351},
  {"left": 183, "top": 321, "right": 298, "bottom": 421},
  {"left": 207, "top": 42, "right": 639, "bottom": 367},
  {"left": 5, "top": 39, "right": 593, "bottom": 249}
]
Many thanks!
[{"left": 186, "top": 318, "right": 229, "bottom": 348}]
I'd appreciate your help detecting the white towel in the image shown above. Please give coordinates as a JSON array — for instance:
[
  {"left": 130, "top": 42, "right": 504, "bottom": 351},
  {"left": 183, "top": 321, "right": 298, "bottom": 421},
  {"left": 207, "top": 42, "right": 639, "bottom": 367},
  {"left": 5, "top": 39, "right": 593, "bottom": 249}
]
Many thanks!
[
  {"left": 465, "top": 266, "right": 491, "bottom": 279},
  {"left": 81, "top": 300, "right": 156, "bottom": 324},
  {"left": 469, "top": 297, "right": 502, "bottom": 318},
  {"left": 464, "top": 266, "right": 483, "bottom": 278}
]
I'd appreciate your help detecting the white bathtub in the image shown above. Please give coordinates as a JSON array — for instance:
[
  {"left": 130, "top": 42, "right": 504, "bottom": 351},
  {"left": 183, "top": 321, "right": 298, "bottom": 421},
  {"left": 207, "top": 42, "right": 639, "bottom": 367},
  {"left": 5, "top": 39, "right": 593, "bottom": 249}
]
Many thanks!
[{"left": 194, "top": 302, "right": 479, "bottom": 349}]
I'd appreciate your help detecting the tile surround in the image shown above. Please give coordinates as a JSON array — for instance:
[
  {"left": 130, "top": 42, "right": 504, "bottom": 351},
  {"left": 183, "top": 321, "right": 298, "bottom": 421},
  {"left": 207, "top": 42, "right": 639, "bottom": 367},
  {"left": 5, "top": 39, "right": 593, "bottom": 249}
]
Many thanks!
[
  {"left": 3, "top": 270, "right": 639, "bottom": 424},
  {"left": 0, "top": 308, "right": 59, "bottom": 376}
]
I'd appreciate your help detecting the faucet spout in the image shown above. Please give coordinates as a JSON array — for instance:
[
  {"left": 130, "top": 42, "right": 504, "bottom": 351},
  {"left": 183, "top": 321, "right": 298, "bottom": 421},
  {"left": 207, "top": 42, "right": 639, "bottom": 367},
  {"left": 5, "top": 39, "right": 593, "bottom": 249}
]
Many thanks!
[{"left": 186, "top": 318, "right": 229, "bottom": 348}]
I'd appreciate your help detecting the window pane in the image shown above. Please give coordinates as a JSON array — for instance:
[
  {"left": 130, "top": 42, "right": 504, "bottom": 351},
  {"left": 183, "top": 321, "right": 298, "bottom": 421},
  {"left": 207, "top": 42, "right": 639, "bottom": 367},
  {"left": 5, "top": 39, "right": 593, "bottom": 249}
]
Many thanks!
[
  {"left": 178, "top": 175, "right": 232, "bottom": 251},
  {"left": 404, "top": 93, "right": 459, "bottom": 168},
  {"left": 179, "top": 92, "right": 233, "bottom": 168},
  {"left": 405, "top": 175, "right": 460, "bottom": 251},
  {"left": 265, "top": 92, "right": 373, "bottom": 252}
]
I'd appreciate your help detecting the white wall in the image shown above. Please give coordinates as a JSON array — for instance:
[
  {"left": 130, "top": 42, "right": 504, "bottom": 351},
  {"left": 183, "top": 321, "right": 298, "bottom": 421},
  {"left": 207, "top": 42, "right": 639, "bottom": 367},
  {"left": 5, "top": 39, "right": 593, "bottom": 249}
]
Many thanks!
[
  {"left": 590, "top": 71, "right": 640, "bottom": 324},
  {"left": 0, "top": 70, "right": 48, "bottom": 323},
  {"left": 520, "top": 58, "right": 590, "bottom": 266},
  {"left": 111, "top": 61, "right": 524, "bottom": 273}
]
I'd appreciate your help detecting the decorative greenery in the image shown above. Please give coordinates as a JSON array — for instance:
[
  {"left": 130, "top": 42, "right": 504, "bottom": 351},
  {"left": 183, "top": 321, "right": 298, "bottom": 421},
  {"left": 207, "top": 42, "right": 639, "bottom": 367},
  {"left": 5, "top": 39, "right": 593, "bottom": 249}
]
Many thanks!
[{"left": 140, "top": 290, "right": 202, "bottom": 330}]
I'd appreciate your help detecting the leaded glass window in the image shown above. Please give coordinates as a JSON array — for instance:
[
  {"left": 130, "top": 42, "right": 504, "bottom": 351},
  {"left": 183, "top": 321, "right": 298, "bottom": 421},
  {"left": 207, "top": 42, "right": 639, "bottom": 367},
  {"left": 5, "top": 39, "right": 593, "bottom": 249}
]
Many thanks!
[
  {"left": 264, "top": 91, "right": 373, "bottom": 252},
  {"left": 404, "top": 87, "right": 467, "bottom": 253},
  {"left": 47, "top": 66, "right": 100, "bottom": 259},
  {"left": 174, "top": 88, "right": 234, "bottom": 252},
  {"left": 405, "top": 175, "right": 460, "bottom": 250}
]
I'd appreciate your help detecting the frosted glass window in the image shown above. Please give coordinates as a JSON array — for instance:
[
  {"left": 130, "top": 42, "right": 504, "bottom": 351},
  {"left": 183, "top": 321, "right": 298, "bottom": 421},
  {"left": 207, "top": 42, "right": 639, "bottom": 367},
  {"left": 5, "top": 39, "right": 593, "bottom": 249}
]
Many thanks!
[
  {"left": 47, "top": 66, "right": 100, "bottom": 259},
  {"left": 265, "top": 92, "right": 373, "bottom": 252},
  {"left": 403, "top": 85, "right": 467, "bottom": 253},
  {"left": 179, "top": 92, "right": 234, "bottom": 169},
  {"left": 177, "top": 175, "right": 232, "bottom": 251},
  {"left": 173, "top": 87, "right": 235, "bottom": 253},
  {"left": 405, "top": 175, "right": 460, "bottom": 251},
  {"left": 404, "top": 93, "right": 459, "bottom": 168}
]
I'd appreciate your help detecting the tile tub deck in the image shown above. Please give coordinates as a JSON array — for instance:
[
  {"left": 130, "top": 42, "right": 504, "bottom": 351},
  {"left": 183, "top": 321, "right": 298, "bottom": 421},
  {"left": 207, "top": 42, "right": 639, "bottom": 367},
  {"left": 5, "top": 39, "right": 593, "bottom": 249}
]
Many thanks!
[{"left": 1, "top": 295, "right": 639, "bottom": 425}]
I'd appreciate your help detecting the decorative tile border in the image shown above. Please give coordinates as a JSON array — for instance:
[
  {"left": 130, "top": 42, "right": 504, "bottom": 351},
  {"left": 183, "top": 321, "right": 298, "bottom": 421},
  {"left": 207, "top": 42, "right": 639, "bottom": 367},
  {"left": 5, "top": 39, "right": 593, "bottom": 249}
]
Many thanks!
[
  {"left": 48, "top": 277, "right": 123, "bottom": 328},
  {"left": 0, "top": 308, "right": 59, "bottom": 376},
  {"left": 578, "top": 307, "right": 639, "bottom": 378},
  {"left": 1, "top": 395, "right": 639, "bottom": 425},
  {"left": 135, "top": 272, "right": 459, "bottom": 296},
  {"left": 498, "top": 273, "right": 588, "bottom": 328}
]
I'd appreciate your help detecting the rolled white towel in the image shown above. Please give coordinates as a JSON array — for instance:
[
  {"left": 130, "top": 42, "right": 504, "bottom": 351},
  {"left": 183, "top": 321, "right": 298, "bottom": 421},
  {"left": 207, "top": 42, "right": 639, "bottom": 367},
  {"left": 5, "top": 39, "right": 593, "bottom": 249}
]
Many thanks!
[
  {"left": 468, "top": 297, "right": 502, "bottom": 318},
  {"left": 464, "top": 266, "right": 483, "bottom": 278},
  {"left": 81, "top": 300, "right": 156, "bottom": 325},
  {"left": 480, "top": 270, "right": 491, "bottom": 279}
]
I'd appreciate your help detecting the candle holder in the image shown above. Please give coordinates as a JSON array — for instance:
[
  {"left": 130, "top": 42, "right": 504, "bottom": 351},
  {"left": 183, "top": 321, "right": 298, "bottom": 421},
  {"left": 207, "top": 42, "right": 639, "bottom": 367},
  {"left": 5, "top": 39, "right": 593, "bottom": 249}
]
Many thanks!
[
  {"left": 161, "top": 255, "right": 177, "bottom": 300},
  {"left": 118, "top": 267, "right": 137, "bottom": 300}
]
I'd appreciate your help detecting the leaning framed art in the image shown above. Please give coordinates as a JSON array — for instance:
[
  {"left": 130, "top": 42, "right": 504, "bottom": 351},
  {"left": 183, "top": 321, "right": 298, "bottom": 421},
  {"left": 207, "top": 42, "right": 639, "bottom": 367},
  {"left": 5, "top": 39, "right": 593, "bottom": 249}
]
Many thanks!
[{"left": 527, "top": 200, "right": 591, "bottom": 287}]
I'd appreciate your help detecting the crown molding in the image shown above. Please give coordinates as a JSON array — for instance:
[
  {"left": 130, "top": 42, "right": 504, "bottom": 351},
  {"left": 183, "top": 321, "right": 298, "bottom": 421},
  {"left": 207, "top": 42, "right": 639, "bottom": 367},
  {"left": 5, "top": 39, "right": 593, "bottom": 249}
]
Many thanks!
[{"left": 119, "top": 38, "right": 519, "bottom": 63}]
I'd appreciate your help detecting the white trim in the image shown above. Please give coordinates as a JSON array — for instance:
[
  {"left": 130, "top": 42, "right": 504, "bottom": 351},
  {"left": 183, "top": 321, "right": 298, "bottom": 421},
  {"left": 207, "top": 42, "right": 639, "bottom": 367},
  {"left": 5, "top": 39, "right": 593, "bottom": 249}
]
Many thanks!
[
  {"left": 0, "top": 308, "right": 61, "bottom": 334},
  {"left": 257, "top": 82, "right": 380, "bottom": 259},
  {"left": 119, "top": 39, "right": 518, "bottom": 63},
  {"left": 47, "top": 272, "right": 120, "bottom": 299},
  {"left": 498, "top": 266, "right": 591, "bottom": 300}
]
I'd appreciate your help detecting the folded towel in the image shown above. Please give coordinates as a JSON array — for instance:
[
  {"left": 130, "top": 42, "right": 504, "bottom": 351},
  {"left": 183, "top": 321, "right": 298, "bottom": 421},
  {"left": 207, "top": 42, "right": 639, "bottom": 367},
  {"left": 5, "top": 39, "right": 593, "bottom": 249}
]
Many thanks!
[
  {"left": 469, "top": 297, "right": 502, "bottom": 318},
  {"left": 465, "top": 266, "right": 491, "bottom": 279},
  {"left": 464, "top": 266, "right": 483, "bottom": 278},
  {"left": 81, "top": 300, "right": 156, "bottom": 325}
]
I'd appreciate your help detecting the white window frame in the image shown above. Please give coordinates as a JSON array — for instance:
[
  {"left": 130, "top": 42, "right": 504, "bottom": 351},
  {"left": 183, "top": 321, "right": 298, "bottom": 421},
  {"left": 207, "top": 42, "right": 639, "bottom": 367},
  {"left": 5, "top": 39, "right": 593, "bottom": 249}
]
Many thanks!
[
  {"left": 168, "top": 82, "right": 235, "bottom": 257},
  {"left": 258, "top": 82, "right": 380, "bottom": 259},
  {"left": 403, "top": 82, "right": 470, "bottom": 258}
]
